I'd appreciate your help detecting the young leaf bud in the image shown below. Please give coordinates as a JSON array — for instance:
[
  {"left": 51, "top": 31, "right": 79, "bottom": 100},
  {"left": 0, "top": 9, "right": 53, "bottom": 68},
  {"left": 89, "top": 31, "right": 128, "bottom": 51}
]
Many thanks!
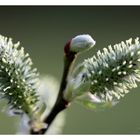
[
  {"left": 76, "top": 92, "right": 117, "bottom": 111},
  {"left": 64, "top": 34, "right": 96, "bottom": 55}
]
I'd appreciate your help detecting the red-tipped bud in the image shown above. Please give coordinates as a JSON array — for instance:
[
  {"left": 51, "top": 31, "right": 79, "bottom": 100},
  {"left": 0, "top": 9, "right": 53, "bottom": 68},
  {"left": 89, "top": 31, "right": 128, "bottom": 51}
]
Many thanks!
[{"left": 64, "top": 40, "right": 71, "bottom": 55}]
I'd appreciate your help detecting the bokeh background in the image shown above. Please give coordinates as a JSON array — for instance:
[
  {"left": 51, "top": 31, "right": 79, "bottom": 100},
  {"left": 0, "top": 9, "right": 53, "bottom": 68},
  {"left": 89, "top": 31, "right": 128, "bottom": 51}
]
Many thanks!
[{"left": 0, "top": 6, "right": 140, "bottom": 134}]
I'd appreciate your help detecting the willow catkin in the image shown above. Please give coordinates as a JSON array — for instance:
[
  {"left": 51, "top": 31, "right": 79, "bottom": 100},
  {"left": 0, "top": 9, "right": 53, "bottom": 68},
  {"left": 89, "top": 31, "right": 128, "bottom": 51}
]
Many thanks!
[
  {"left": 83, "top": 38, "right": 140, "bottom": 102},
  {"left": 0, "top": 35, "right": 39, "bottom": 117}
]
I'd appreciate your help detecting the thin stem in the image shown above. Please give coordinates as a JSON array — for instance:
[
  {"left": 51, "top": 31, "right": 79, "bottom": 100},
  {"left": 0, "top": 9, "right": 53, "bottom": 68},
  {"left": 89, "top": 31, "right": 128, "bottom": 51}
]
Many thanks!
[{"left": 30, "top": 52, "right": 76, "bottom": 134}]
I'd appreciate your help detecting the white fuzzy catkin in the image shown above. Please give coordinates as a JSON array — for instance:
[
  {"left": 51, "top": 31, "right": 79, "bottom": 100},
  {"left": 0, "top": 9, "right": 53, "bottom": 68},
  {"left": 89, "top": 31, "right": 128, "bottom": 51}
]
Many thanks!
[
  {"left": 0, "top": 35, "right": 39, "bottom": 116},
  {"left": 81, "top": 38, "right": 140, "bottom": 102}
]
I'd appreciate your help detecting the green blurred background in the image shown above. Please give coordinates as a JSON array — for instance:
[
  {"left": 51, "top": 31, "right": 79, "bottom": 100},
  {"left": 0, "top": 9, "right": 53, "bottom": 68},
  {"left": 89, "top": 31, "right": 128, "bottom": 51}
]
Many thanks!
[{"left": 0, "top": 6, "right": 140, "bottom": 134}]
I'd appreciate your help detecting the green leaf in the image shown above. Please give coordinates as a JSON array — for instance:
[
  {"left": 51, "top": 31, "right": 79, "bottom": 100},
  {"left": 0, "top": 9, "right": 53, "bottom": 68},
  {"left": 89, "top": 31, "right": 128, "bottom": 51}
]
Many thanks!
[{"left": 76, "top": 93, "right": 117, "bottom": 111}]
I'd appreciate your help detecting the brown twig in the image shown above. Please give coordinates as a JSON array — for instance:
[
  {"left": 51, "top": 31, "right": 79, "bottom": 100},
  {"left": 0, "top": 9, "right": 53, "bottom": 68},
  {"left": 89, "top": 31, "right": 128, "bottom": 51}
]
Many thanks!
[{"left": 30, "top": 52, "right": 76, "bottom": 134}]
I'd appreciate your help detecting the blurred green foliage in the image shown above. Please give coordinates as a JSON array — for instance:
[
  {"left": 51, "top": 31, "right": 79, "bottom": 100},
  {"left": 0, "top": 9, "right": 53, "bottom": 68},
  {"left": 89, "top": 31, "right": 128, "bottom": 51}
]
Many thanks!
[{"left": 0, "top": 6, "right": 140, "bottom": 134}]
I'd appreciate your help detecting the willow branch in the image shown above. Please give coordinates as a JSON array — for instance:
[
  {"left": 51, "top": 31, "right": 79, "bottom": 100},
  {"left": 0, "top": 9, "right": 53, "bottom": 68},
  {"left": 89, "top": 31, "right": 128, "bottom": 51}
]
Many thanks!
[{"left": 30, "top": 52, "right": 76, "bottom": 134}]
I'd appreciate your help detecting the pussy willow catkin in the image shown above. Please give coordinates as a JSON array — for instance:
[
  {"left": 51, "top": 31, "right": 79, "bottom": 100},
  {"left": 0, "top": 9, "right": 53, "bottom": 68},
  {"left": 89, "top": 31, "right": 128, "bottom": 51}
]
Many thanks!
[
  {"left": 0, "top": 35, "right": 39, "bottom": 116},
  {"left": 83, "top": 38, "right": 140, "bottom": 102}
]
